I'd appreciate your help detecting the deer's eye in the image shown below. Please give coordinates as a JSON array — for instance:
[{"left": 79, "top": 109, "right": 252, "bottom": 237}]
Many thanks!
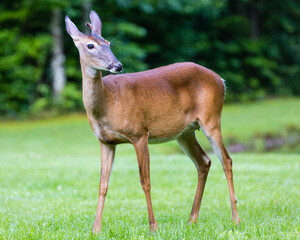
[{"left": 87, "top": 44, "right": 94, "bottom": 49}]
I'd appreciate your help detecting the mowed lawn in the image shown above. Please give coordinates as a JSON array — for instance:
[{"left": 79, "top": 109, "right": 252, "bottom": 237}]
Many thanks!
[{"left": 0, "top": 98, "right": 299, "bottom": 239}]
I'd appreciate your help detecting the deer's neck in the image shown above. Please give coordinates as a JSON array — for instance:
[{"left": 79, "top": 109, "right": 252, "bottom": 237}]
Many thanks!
[{"left": 81, "top": 61, "right": 105, "bottom": 118}]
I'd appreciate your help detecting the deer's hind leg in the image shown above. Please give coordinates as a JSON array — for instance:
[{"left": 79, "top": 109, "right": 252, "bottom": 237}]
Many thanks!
[
  {"left": 198, "top": 116, "right": 240, "bottom": 224},
  {"left": 176, "top": 131, "right": 211, "bottom": 223}
]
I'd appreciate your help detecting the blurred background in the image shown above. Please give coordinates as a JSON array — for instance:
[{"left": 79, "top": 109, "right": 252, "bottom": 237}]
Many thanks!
[{"left": 0, "top": 0, "right": 300, "bottom": 118}]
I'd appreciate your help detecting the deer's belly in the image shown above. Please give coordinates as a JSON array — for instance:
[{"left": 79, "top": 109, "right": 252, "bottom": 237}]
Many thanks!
[
  {"left": 90, "top": 116, "right": 199, "bottom": 145},
  {"left": 148, "top": 121, "right": 200, "bottom": 144}
]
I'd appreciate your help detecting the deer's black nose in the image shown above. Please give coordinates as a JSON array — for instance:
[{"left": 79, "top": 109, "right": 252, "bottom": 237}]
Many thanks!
[{"left": 115, "top": 63, "right": 123, "bottom": 72}]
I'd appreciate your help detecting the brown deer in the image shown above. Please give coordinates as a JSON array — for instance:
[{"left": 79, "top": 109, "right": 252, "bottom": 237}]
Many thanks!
[{"left": 65, "top": 10, "right": 240, "bottom": 233}]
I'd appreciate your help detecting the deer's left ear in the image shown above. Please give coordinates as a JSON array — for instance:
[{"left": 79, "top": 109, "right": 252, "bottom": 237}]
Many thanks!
[
  {"left": 65, "top": 16, "right": 83, "bottom": 39},
  {"left": 89, "top": 10, "right": 102, "bottom": 35}
]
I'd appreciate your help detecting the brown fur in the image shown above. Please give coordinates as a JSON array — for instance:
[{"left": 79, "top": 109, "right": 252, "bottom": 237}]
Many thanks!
[
  {"left": 65, "top": 11, "right": 240, "bottom": 234},
  {"left": 89, "top": 62, "right": 224, "bottom": 145}
]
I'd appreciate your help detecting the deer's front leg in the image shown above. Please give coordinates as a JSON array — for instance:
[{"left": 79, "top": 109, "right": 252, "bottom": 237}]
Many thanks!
[
  {"left": 133, "top": 137, "right": 158, "bottom": 232},
  {"left": 92, "top": 142, "right": 116, "bottom": 234}
]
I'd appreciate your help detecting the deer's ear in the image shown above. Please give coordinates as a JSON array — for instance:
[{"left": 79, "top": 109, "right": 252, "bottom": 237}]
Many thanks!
[
  {"left": 89, "top": 10, "right": 102, "bottom": 35},
  {"left": 65, "top": 16, "right": 83, "bottom": 39}
]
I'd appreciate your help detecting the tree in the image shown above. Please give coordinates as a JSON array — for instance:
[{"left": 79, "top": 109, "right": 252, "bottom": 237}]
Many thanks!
[{"left": 51, "top": 8, "right": 66, "bottom": 101}]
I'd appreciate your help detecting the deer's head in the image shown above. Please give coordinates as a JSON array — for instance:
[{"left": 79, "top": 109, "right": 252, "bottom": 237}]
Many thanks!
[{"left": 65, "top": 10, "right": 122, "bottom": 73}]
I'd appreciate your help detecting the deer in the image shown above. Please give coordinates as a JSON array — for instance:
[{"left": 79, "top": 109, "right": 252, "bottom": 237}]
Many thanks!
[{"left": 65, "top": 10, "right": 240, "bottom": 233}]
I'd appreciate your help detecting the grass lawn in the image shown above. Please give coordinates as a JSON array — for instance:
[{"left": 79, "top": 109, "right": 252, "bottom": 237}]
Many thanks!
[{"left": 0, "top": 98, "right": 299, "bottom": 239}]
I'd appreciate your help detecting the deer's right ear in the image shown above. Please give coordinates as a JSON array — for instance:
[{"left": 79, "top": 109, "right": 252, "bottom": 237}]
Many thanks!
[{"left": 65, "top": 16, "right": 82, "bottom": 39}]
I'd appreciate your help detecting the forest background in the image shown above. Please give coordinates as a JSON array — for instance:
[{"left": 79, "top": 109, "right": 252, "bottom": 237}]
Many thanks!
[{"left": 1, "top": 0, "right": 300, "bottom": 118}]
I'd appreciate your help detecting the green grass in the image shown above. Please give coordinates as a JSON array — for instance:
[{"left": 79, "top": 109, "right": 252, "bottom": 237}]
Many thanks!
[
  {"left": 0, "top": 98, "right": 300, "bottom": 239},
  {"left": 222, "top": 98, "right": 300, "bottom": 140}
]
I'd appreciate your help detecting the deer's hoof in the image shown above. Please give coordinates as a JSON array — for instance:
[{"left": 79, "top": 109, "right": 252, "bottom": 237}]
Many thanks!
[
  {"left": 149, "top": 222, "right": 159, "bottom": 233},
  {"left": 188, "top": 214, "right": 198, "bottom": 225},
  {"left": 92, "top": 226, "right": 101, "bottom": 234},
  {"left": 233, "top": 216, "right": 241, "bottom": 226}
]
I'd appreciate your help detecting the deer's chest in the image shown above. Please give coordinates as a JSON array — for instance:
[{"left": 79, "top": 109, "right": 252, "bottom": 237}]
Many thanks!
[{"left": 88, "top": 117, "right": 129, "bottom": 144}]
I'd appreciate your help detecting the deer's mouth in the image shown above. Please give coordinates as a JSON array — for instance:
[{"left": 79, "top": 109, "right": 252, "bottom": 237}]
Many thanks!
[{"left": 109, "top": 69, "right": 122, "bottom": 74}]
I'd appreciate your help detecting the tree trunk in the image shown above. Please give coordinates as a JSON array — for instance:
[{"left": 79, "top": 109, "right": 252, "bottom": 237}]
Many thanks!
[
  {"left": 51, "top": 8, "right": 66, "bottom": 100},
  {"left": 83, "top": 1, "right": 92, "bottom": 34},
  {"left": 248, "top": 0, "right": 262, "bottom": 41},
  {"left": 250, "top": 2, "right": 259, "bottom": 40}
]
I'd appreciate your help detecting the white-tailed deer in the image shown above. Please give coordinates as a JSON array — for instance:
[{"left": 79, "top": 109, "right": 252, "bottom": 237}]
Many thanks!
[{"left": 65, "top": 10, "right": 240, "bottom": 233}]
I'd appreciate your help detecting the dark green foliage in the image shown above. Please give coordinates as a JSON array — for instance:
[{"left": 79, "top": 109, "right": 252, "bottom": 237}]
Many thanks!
[
  {"left": 0, "top": 0, "right": 300, "bottom": 117},
  {"left": 0, "top": 0, "right": 53, "bottom": 117}
]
